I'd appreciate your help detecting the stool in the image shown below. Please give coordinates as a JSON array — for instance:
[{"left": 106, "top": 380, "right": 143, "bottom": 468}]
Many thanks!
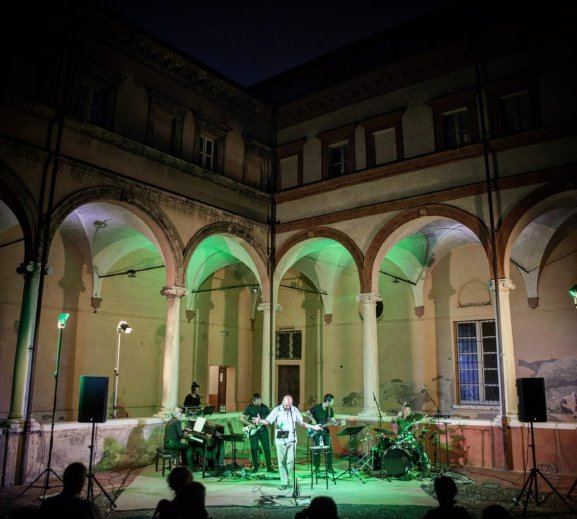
[
  {"left": 309, "top": 445, "right": 336, "bottom": 489},
  {"left": 155, "top": 447, "right": 179, "bottom": 477}
]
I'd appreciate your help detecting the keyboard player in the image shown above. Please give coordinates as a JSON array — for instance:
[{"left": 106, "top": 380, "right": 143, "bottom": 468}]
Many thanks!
[
  {"left": 164, "top": 407, "right": 193, "bottom": 467},
  {"left": 185, "top": 416, "right": 224, "bottom": 476}
]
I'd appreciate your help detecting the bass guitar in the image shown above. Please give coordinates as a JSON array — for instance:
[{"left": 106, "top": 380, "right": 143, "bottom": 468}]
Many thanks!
[{"left": 306, "top": 416, "right": 357, "bottom": 438}]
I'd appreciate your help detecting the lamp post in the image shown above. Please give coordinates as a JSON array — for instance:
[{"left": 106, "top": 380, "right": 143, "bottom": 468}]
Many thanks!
[{"left": 113, "top": 320, "right": 132, "bottom": 418}]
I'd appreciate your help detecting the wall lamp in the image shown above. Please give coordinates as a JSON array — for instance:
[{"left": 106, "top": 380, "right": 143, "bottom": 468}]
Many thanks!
[{"left": 569, "top": 285, "right": 577, "bottom": 307}]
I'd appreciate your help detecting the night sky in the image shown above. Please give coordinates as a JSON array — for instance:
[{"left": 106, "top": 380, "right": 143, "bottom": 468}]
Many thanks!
[{"left": 96, "top": 0, "right": 455, "bottom": 87}]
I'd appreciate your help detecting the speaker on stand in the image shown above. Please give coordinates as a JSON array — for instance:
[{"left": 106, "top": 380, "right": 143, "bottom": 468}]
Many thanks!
[
  {"left": 78, "top": 376, "right": 116, "bottom": 509},
  {"left": 513, "top": 378, "right": 574, "bottom": 515}
]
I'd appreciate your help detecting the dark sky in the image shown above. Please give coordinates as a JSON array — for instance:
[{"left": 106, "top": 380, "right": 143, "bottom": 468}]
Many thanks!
[{"left": 97, "top": 0, "right": 454, "bottom": 87}]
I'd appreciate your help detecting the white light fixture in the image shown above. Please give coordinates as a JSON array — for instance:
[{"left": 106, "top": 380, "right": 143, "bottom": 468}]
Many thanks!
[
  {"left": 113, "top": 320, "right": 133, "bottom": 418},
  {"left": 117, "top": 321, "right": 132, "bottom": 334}
]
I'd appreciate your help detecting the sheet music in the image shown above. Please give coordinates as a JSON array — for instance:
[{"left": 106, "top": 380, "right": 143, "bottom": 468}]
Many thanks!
[{"left": 193, "top": 416, "right": 206, "bottom": 433}]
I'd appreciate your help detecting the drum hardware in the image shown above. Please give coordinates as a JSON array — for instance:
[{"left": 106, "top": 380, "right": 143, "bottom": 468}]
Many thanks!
[{"left": 355, "top": 432, "right": 374, "bottom": 474}]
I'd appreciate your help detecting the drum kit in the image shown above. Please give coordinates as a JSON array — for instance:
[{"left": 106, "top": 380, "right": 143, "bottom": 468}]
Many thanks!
[{"left": 357, "top": 413, "right": 430, "bottom": 478}]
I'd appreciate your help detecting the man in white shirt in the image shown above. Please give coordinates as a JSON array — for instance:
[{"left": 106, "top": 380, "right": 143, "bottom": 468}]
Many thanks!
[{"left": 253, "top": 395, "right": 322, "bottom": 490}]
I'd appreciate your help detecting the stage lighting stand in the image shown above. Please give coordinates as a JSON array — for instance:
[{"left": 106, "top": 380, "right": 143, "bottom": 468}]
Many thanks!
[{"left": 18, "top": 312, "right": 69, "bottom": 498}]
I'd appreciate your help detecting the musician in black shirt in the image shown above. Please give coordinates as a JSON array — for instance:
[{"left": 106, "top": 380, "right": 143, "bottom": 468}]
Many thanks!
[
  {"left": 240, "top": 393, "right": 274, "bottom": 474},
  {"left": 183, "top": 382, "right": 202, "bottom": 412},
  {"left": 306, "top": 393, "right": 336, "bottom": 473}
]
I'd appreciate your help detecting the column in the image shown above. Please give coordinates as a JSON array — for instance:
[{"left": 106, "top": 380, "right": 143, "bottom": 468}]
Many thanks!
[
  {"left": 6, "top": 263, "right": 42, "bottom": 423},
  {"left": 489, "top": 279, "right": 517, "bottom": 419},
  {"left": 357, "top": 292, "right": 381, "bottom": 420},
  {"left": 159, "top": 285, "right": 188, "bottom": 415},
  {"left": 257, "top": 302, "right": 280, "bottom": 406}
]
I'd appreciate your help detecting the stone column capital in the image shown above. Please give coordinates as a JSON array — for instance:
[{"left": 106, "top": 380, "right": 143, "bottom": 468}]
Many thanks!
[
  {"left": 487, "top": 278, "right": 516, "bottom": 292},
  {"left": 160, "top": 285, "right": 188, "bottom": 299},
  {"left": 356, "top": 292, "right": 382, "bottom": 304}
]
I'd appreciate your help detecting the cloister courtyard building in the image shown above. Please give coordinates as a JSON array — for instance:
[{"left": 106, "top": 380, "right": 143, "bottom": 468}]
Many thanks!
[{"left": 1, "top": 2, "right": 576, "bottom": 486}]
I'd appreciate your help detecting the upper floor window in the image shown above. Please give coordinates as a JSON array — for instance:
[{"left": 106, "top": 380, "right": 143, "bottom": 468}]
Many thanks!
[
  {"left": 199, "top": 135, "right": 216, "bottom": 170},
  {"left": 71, "top": 60, "right": 123, "bottom": 129},
  {"left": 194, "top": 113, "right": 229, "bottom": 173},
  {"left": 276, "top": 138, "right": 306, "bottom": 190},
  {"left": 442, "top": 108, "right": 471, "bottom": 148},
  {"left": 146, "top": 89, "right": 186, "bottom": 157},
  {"left": 74, "top": 79, "right": 109, "bottom": 126},
  {"left": 318, "top": 124, "right": 356, "bottom": 179},
  {"left": 487, "top": 75, "right": 540, "bottom": 137},
  {"left": 361, "top": 109, "right": 405, "bottom": 168},
  {"left": 328, "top": 142, "right": 349, "bottom": 177},
  {"left": 455, "top": 320, "right": 499, "bottom": 405},
  {"left": 429, "top": 89, "right": 478, "bottom": 151}
]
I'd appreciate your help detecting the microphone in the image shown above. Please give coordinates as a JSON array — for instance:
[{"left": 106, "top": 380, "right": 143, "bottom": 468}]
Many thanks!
[{"left": 420, "top": 385, "right": 426, "bottom": 393}]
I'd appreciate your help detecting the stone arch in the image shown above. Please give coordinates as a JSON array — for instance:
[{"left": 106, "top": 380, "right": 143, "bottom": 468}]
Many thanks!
[
  {"left": 50, "top": 186, "right": 185, "bottom": 285},
  {"left": 497, "top": 181, "right": 577, "bottom": 279},
  {"left": 184, "top": 221, "right": 269, "bottom": 297},
  {"left": 275, "top": 227, "right": 364, "bottom": 289},
  {"left": 364, "top": 204, "right": 492, "bottom": 292},
  {"left": 0, "top": 162, "right": 40, "bottom": 262}
]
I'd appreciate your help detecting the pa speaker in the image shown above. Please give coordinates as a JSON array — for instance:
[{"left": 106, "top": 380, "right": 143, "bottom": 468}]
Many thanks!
[
  {"left": 78, "top": 376, "right": 109, "bottom": 423},
  {"left": 516, "top": 377, "right": 547, "bottom": 422}
]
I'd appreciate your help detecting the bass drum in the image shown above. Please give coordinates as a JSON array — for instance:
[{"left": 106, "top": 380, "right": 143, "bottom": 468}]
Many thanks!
[{"left": 382, "top": 446, "right": 413, "bottom": 477}]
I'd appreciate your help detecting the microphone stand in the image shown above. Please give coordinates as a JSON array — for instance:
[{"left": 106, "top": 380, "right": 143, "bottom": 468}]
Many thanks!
[
  {"left": 277, "top": 405, "right": 310, "bottom": 505},
  {"left": 421, "top": 387, "right": 447, "bottom": 473}
]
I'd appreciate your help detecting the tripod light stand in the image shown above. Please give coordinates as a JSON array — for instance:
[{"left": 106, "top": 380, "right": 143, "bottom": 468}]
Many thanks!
[
  {"left": 18, "top": 312, "right": 70, "bottom": 498},
  {"left": 112, "top": 321, "right": 132, "bottom": 419}
]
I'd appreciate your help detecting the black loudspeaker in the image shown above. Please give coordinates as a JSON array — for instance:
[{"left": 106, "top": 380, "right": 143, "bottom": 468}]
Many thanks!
[
  {"left": 78, "top": 376, "right": 109, "bottom": 423},
  {"left": 516, "top": 377, "right": 547, "bottom": 422}
]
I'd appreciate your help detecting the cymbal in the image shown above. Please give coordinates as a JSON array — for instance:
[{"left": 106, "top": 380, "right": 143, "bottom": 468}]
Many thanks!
[
  {"left": 403, "top": 413, "right": 425, "bottom": 424},
  {"left": 373, "top": 428, "right": 395, "bottom": 435}
]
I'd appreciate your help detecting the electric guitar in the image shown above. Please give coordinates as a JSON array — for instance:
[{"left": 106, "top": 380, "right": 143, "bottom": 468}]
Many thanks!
[
  {"left": 306, "top": 416, "right": 357, "bottom": 438},
  {"left": 242, "top": 423, "right": 263, "bottom": 438}
]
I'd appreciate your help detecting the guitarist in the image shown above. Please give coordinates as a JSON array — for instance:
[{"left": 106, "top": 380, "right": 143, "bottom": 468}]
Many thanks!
[
  {"left": 306, "top": 393, "right": 336, "bottom": 474},
  {"left": 240, "top": 393, "right": 275, "bottom": 474}
]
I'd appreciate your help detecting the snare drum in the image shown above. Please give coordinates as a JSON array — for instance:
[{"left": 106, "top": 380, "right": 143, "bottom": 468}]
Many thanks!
[{"left": 382, "top": 446, "right": 413, "bottom": 477}]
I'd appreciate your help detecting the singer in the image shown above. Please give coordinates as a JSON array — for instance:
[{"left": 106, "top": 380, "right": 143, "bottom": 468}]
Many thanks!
[{"left": 253, "top": 395, "right": 322, "bottom": 490}]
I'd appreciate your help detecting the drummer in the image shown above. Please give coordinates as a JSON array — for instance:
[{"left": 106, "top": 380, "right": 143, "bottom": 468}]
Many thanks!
[{"left": 392, "top": 403, "right": 415, "bottom": 440}]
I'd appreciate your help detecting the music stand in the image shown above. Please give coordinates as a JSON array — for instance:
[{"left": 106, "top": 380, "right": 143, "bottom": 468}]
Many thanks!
[
  {"left": 217, "top": 432, "right": 247, "bottom": 480},
  {"left": 335, "top": 425, "right": 366, "bottom": 483},
  {"left": 202, "top": 405, "right": 215, "bottom": 416}
]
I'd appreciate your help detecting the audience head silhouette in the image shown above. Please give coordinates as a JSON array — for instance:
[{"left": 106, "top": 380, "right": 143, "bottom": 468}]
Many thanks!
[
  {"left": 307, "top": 495, "right": 339, "bottom": 518},
  {"left": 434, "top": 475, "right": 458, "bottom": 507},
  {"left": 175, "top": 481, "right": 207, "bottom": 518},
  {"left": 62, "top": 461, "right": 88, "bottom": 495},
  {"left": 167, "top": 465, "right": 192, "bottom": 493}
]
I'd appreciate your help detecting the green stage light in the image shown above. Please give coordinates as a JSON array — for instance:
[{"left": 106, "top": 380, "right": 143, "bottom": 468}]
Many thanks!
[{"left": 569, "top": 285, "right": 577, "bottom": 299}]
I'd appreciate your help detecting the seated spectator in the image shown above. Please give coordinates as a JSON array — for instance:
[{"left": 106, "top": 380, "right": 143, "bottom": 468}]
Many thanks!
[
  {"left": 39, "top": 461, "right": 102, "bottom": 518},
  {"left": 173, "top": 481, "right": 210, "bottom": 519},
  {"left": 423, "top": 475, "right": 471, "bottom": 519},
  {"left": 482, "top": 504, "right": 511, "bottom": 518},
  {"left": 153, "top": 466, "right": 193, "bottom": 519},
  {"left": 295, "top": 496, "right": 339, "bottom": 518}
]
